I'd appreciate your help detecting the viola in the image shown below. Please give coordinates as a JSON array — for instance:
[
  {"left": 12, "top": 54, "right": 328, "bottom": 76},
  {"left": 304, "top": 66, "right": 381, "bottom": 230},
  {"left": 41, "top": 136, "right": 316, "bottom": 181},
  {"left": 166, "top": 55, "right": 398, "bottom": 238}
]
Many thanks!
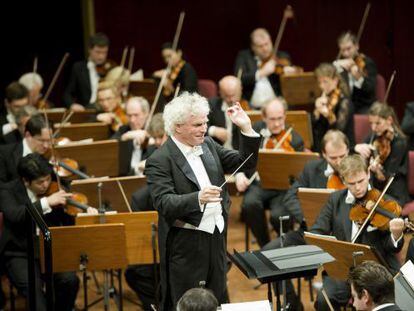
[
  {"left": 265, "top": 128, "right": 294, "bottom": 152},
  {"left": 111, "top": 105, "right": 129, "bottom": 132},
  {"left": 325, "top": 88, "right": 341, "bottom": 124},
  {"left": 96, "top": 59, "right": 117, "bottom": 79},
  {"left": 326, "top": 173, "right": 346, "bottom": 190},
  {"left": 239, "top": 99, "right": 251, "bottom": 111},
  {"left": 354, "top": 54, "right": 367, "bottom": 77},
  {"left": 371, "top": 128, "right": 394, "bottom": 165},
  {"left": 163, "top": 60, "right": 186, "bottom": 98}
]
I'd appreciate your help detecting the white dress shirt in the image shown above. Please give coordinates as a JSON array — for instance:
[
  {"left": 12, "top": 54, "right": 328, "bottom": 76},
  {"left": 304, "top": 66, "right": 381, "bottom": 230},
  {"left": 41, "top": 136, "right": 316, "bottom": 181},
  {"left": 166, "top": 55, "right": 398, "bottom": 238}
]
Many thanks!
[
  {"left": 333, "top": 60, "right": 364, "bottom": 92},
  {"left": 130, "top": 140, "right": 143, "bottom": 176},
  {"left": 250, "top": 58, "right": 276, "bottom": 109},
  {"left": 171, "top": 136, "right": 225, "bottom": 234},
  {"left": 22, "top": 138, "right": 33, "bottom": 157},
  {"left": 208, "top": 101, "right": 233, "bottom": 150},
  {"left": 2, "top": 110, "right": 16, "bottom": 136},
  {"left": 26, "top": 188, "right": 52, "bottom": 215},
  {"left": 87, "top": 60, "right": 99, "bottom": 104}
]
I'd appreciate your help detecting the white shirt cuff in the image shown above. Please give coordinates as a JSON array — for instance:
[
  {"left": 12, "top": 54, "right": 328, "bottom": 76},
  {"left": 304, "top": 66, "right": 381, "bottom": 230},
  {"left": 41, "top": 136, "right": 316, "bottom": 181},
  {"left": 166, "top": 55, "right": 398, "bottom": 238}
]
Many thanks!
[
  {"left": 2, "top": 123, "right": 13, "bottom": 135},
  {"left": 241, "top": 130, "right": 260, "bottom": 137},
  {"left": 40, "top": 197, "right": 52, "bottom": 215},
  {"left": 208, "top": 126, "right": 216, "bottom": 137},
  {"left": 390, "top": 232, "right": 403, "bottom": 248},
  {"left": 353, "top": 76, "right": 364, "bottom": 89}
]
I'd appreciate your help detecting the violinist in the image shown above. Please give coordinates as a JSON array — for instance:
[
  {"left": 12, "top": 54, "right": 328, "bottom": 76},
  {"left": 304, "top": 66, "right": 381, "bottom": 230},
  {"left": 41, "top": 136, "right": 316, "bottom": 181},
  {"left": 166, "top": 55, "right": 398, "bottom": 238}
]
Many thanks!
[
  {"left": 283, "top": 130, "right": 350, "bottom": 226},
  {"left": 263, "top": 154, "right": 405, "bottom": 310},
  {"left": 333, "top": 31, "right": 377, "bottom": 114},
  {"left": 354, "top": 102, "right": 410, "bottom": 206},
  {"left": 3, "top": 105, "right": 38, "bottom": 145},
  {"left": 152, "top": 42, "right": 198, "bottom": 101},
  {"left": 63, "top": 32, "right": 112, "bottom": 111},
  {"left": 95, "top": 81, "right": 128, "bottom": 133},
  {"left": 234, "top": 28, "right": 293, "bottom": 109},
  {"left": 207, "top": 75, "right": 243, "bottom": 149},
  {"left": 19, "top": 72, "right": 49, "bottom": 108},
  {"left": 112, "top": 96, "right": 153, "bottom": 176},
  {"left": 104, "top": 65, "right": 131, "bottom": 103},
  {"left": 237, "top": 98, "right": 304, "bottom": 247},
  {"left": 0, "top": 153, "right": 80, "bottom": 310},
  {"left": 0, "top": 82, "right": 29, "bottom": 144},
  {"left": 312, "top": 63, "right": 354, "bottom": 152},
  {"left": 0, "top": 114, "right": 51, "bottom": 184}
]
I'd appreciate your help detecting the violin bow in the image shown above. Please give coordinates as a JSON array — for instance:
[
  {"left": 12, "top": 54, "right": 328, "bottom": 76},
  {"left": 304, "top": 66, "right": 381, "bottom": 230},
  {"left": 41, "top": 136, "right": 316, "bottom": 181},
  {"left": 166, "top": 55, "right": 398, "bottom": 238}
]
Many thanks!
[
  {"left": 383, "top": 70, "right": 396, "bottom": 103},
  {"left": 274, "top": 126, "right": 293, "bottom": 150},
  {"left": 273, "top": 5, "right": 294, "bottom": 58},
  {"left": 30, "top": 56, "right": 38, "bottom": 107},
  {"left": 236, "top": 68, "right": 243, "bottom": 81},
  {"left": 116, "top": 180, "right": 132, "bottom": 212},
  {"left": 173, "top": 83, "right": 181, "bottom": 98},
  {"left": 43, "top": 53, "right": 70, "bottom": 104},
  {"left": 144, "top": 11, "right": 185, "bottom": 131},
  {"left": 351, "top": 175, "right": 395, "bottom": 243}
]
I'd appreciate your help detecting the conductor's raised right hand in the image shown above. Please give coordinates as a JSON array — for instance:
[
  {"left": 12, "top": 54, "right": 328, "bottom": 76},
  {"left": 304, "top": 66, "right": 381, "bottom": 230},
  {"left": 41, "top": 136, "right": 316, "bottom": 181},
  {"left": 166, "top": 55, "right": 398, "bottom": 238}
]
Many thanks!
[{"left": 199, "top": 186, "right": 222, "bottom": 205}]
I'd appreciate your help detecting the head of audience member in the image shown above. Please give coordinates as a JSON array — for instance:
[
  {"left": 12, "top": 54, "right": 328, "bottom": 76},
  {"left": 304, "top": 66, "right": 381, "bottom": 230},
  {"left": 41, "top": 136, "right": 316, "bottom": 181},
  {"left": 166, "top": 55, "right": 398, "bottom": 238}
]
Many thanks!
[
  {"left": 88, "top": 32, "right": 110, "bottom": 66},
  {"left": 19, "top": 72, "right": 44, "bottom": 105},
  {"left": 147, "top": 113, "right": 167, "bottom": 147},
  {"left": 18, "top": 153, "right": 53, "bottom": 196},
  {"left": 250, "top": 28, "right": 273, "bottom": 61},
  {"left": 315, "top": 63, "right": 349, "bottom": 96},
  {"left": 14, "top": 105, "right": 38, "bottom": 136},
  {"left": 320, "top": 130, "right": 349, "bottom": 172},
  {"left": 176, "top": 288, "right": 218, "bottom": 311},
  {"left": 261, "top": 97, "right": 288, "bottom": 135},
  {"left": 163, "top": 92, "right": 210, "bottom": 147},
  {"left": 105, "top": 66, "right": 131, "bottom": 96},
  {"left": 97, "top": 81, "right": 120, "bottom": 113},
  {"left": 368, "top": 102, "right": 404, "bottom": 138},
  {"left": 338, "top": 154, "right": 370, "bottom": 199},
  {"left": 161, "top": 42, "right": 183, "bottom": 67},
  {"left": 338, "top": 31, "right": 359, "bottom": 59},
  {"left": 4, "top": 82, "right": 29, "bottom": 115},
  {"left": 24, "top": 114, "right": 51, "bottom": 155},
  {"left": 218, "top": 75, "right": 242, "bottom": 105},
  {"left": 348, "top": 261, "right": 395, "bottom": 311},
  {"left": 125, "top": 96, "right": 149, "bottom": 131}
]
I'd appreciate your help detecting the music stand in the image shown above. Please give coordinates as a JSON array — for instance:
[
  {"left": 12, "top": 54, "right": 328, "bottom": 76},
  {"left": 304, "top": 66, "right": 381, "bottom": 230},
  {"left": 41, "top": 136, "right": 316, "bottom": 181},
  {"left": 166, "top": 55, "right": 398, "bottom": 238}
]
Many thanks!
[
  {"left": 304, "top": 233, "right": 388, "bottom": 280},
  {"left": 54, "top": 122, "right": 110, "bottom": 141},
  {"left": 394, "top": 260, "right": 414, "bottom": 310},
  {"left": 40, "top": 224, "right": 128, "bottom": 310},
  {"left": 280, "top": 72, "right": 321, "bottom": 107},
  {"left": 45, "top": 108, "right": 97, "bottom": 123},
  {"left": 257, "top": 151, "right": 320, "bottom": 190},
  {"left": 298, "top": 188, "right": 334, "bottom": 228}
]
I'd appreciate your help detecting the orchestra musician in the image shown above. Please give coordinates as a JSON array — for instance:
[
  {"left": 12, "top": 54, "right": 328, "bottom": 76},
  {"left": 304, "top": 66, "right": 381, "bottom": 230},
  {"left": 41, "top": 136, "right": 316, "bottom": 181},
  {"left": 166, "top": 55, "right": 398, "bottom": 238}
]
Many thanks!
[
  {"left": 400, "top": 101, "right": 414, "bottom": 150},
  {"left": 0, "top": 153, "right": 80, "bottom": 311},
  {"left": 283, "top": 130, "right": 349, "bottom": 226},
  {"left": 3, "top": 105, "right": 38, "bottom": 145},
  {"left": 63, "top": 32, "right": 113, "bottom": 111},
  {"left": 263, "top": 154, "right": 405, "bottom": 310},
  {"left": 145, "top": 92, "right": 261, "bottom": 310},
  {"left": 19, "top": 72, "right": 46, "bottom": 108},
  {"left": 312, "top": 63, "right": 355, "bottom": 152},
  {"left": 104, "top": 65, "right": 131, "bottom": 103},
  {"left": 0, "top": 82, "right": 29, "bottom": 144},
  {"left": 234, "top": 28, "right": 294, "bottom": 109},
  {"left": 237, "top": 97, "right": 304, "bottom": 247},
  {"left": 349, "top": 261, "right": 402, "bottom": 311},
  {"left": 207, "top": 75, "right": 243, "bottom": 150},
  {"left": 95, "top": 81, "right": 128, "bottom": 133},
  {"left": 333, "top": 31, "right": 377, "bottom": 114},
  {"left": 153, "top": 42, "right": 198, "bottom": 101},
  {"left": 354, "top": 102, "right": 410, "bottom": 206}
]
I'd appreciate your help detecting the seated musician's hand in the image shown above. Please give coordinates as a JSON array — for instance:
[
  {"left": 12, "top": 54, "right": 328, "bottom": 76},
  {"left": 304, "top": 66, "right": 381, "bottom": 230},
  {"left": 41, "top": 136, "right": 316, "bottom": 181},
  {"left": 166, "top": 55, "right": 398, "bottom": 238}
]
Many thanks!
[
  {"left": 235, "top": 172, "right": 250, "bottom": 193},
  {"left": 336, "top": 58, "right": 354, "bottom": 71},
  {"left": 354, "top": 143, "right": 373, "bottom": 159},
  {"left": 259, "top": 59, "right": 276, "bottom": 78},
  {"left": 389, "top": 218, "right": 405, "bottom": 241},
  {"left": 96, "top": 112, "right": 114, "bottom": 125},
  {"left": 199, "top": 186, "right": 222, "bottom": 205},
  {"left": 121, "top": 129, "right": 147, "bottom": 144},
  {"left": 86, "top": 207, "right": 99, "bottom": 215},
  {"left": 227, "top": 102, "right": 253, "bottom": 134},
  {"left": 315, "top": 96, "right": 329, "bottom": 118},
  {"left": 212, "top": 127, "right": 228, "bottom": 143},
  {"left": 153, "top": 69, "right": 166, "bottom": 79},
  {"left": 47, "top": 190, "right": 72, "bottom": 207},
  {"left": 70, "top": 103, "right": 85, "bottom": 112}
]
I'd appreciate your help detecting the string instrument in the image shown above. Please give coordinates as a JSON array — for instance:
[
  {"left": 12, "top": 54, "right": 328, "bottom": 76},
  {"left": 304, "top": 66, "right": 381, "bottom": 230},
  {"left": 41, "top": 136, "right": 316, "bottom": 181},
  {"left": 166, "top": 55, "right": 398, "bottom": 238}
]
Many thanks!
[
  {"left": 353, "top": 53, "right": 368, "bottom": 77},
  {"left": 325, "top": 87, "right": 341, "bottom": 124},
  {"left": 162, "top": 59, "right": 186, "bottom": 97},
  {"left": 239, "top": 99, "right": 251, "bottom": 111},
  {"left": 326, "top": 173, "right": 346, "bottom": 190},
  {"left": 42, "top": 181, "right": 89, "bottom": 217},
  {"left": 96, "top": 59, "right": 117, "bottom": 79},
  {"left": 111, "top": 105, "right": 129, "bottom": 132},
  {"left": 370, "top": 128, "right": 394, "bottom": 166},
  {"left": 265, "top": 127, "right": 294, "bottom": 151}
]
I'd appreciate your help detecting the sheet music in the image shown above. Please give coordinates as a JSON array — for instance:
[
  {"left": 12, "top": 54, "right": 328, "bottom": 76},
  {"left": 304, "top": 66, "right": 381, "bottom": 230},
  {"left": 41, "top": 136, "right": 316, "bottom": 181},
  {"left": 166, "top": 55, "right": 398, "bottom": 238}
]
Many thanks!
[
  {"left": 400, "top": 260, "right": 414, "bottom": 291},
  {"left": 221, "top": 300, "right": 271, "bottom": 311},
  {"left": 304, "top": 231, "right": 337, "bottom": 240}
]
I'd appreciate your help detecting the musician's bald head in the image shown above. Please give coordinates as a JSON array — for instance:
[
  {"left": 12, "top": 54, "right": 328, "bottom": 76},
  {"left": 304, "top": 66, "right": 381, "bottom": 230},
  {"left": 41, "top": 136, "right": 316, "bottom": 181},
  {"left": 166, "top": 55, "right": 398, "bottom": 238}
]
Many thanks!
[
  {"left": 126, "top": 97, "right": 149, "bottom": 130},
  {"left": 219, "top": 76, "right": 242, "bottom": 105},
  {"left": 262, "top": 98, "right": 287, "bottom": 118},
  {"left": 262, "top": 97, "right": 287, "bottom": 135},
  {"left": 321, "top": 130, "right": 350, "bottom": 171},
  {"left": 250, "top": 28, "right": 273, "bottom": 60}
]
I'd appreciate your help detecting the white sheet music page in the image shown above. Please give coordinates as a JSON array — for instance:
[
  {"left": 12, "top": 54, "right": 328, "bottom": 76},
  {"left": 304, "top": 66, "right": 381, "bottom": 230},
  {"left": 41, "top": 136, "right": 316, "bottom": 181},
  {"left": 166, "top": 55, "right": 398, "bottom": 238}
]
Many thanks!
[
  {"left": 221, "top": 300, "right": 271, "bottom": 311},
  {"left": 400, "top": 260, "right": 414, "bottom": 290}
]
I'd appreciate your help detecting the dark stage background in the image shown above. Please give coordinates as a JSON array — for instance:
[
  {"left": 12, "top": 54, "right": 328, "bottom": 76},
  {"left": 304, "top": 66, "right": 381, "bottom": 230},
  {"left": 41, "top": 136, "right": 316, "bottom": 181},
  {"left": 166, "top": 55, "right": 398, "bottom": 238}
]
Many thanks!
[{"left": 1, "top": 0, "right": 413, "bottom": 115}]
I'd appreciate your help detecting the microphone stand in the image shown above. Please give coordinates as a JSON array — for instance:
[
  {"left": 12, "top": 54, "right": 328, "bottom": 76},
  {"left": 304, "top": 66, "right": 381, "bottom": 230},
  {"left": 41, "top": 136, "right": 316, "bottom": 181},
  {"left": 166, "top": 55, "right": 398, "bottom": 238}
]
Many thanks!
[{"left": 279, "top": 215, "right": 290, "bottom": 311}]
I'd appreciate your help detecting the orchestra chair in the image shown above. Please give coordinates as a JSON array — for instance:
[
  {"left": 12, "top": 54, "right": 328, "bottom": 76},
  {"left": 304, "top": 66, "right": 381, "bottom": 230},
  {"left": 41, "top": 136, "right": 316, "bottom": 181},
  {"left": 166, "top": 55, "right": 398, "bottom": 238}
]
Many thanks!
[
  {"left": 354, "top": 114, "right": 370, "bottom": 144},
  {"left": 198, "top": 79, "right": 218, "bottom": 99},
  {"left": 376, "top": 74, "right": 386, "bottom": 102}
]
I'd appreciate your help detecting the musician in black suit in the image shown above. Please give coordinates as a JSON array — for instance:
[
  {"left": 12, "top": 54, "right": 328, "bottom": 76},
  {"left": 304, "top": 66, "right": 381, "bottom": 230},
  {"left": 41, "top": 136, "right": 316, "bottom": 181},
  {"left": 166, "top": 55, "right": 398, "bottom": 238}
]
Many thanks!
[
  {"left": 349, "top": 261, "right": 402, "bottom": 311},
  {"left": 237, "top": 98, "right": 304, "bottom": 247},
  {"left": 283, "top": 130, "right": 349, "bottom": 225},
  {"left": 0, "top": 114, "right": 51, "bottom": 184},
  {"left": 145, "top": 92, "right": 261, "bottom": 310},
  {"left": 63, "top": 33, "right": 110, "bottom": 111},
  {"left": 207, "top": 76, "right": 243, "bottom": 150},
  {"left": 264, "top": 154, "right": 405, "bottom": 310},
  {"left": 0, "top": 153, "right": 79, "bottom": 311},
  {"left": 333, "top": 32, "right": 377, "bottom": 114},
  {"left": 0, "top": 82, "right": 29, "bottom": 144},
  {"left": 401, "top": 101, "right": 414, "bottom": 150},
  {"left": 234, "top": 28, "right": 293, "bottom": 109}
]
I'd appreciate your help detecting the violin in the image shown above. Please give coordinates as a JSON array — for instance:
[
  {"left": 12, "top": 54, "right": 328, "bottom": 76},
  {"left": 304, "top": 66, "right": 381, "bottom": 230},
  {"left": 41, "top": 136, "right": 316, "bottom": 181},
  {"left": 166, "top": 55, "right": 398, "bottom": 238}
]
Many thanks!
[
  {"left": 239, "top": 99, "right": 251, "bottom": 111},
  {"left": 111, "top": 105, "right": 129, "bottom": 132},
  {"left": 96, "top": 59, "right": 117, "bottom": 79},
  {"left": 163, "top": 60, "right": 186, "bottom": 98},
  {"left": 326, "top": 173, "right": 346, "bottom": 190},
  {"left": 354, "top": 54, "right": 367, "bottom": 77},
  {"left": 264, "top": 127, "right": 294, "bottom": 152},
  {"left": 325, "top": 88, "right": 341, "bottom": 124},
  {"left": 42, "top": 181, "right": 89, "bottom": 217},
  {"left": 371, "top": 127, "right": 394, "bottom": 166}
]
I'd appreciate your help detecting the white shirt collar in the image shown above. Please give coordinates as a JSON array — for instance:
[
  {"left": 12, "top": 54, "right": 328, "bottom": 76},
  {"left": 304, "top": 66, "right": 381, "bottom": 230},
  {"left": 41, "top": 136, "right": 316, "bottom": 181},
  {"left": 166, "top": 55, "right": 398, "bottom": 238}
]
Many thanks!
[
  {"left": 22, "top": 138, "right": 33, "bottom": 157},
  {"left": 171, "top": 136, "right": 203, "bottom": 157},
  {"left": 324, "top": 163, "right": 335, "bottom": 177},
  {"left": 345, "top": 184, "right": 372, "bottom": 204},
  {"left": 26, "top": 187, "right": 37, "bottom": 203},
  {"left": 372, "top": 303, "right": 396, "bottom": 311},
  {"left": 87, "top": 59, "right": 96, "bottom": 69},
  {"left": 221, "top": 101, "right": 229, "bottom": 112},
  {"left": 260, "top": 128, "right": 271, "bottom": 138}
]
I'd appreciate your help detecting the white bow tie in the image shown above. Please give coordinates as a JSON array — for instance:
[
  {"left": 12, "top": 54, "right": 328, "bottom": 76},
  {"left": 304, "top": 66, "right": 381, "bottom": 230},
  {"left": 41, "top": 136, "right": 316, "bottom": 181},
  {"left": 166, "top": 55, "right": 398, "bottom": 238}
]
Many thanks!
[{"left": 187, "top": 145, "right": 203, "bottom": 157}]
